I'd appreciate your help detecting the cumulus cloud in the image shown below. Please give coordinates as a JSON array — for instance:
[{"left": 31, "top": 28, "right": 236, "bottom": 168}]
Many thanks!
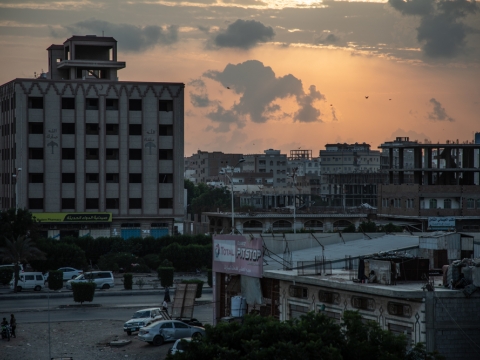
[
  {"left": 427, "top": 98, "right": 455, "bottom": 122},
  {"left": 190, "top": 93, "right": 214, "bottom": 107},
  {"left": 61, "top": 19, "right": 178, "bottom": 52},
  {"left": 389, "top": 0, "right": 478, "bottom": 58},
  {"left": 205, "top": 105, "right": 247, "bottom": 132},
  {"left": 202, "top": 60, "right": 324, "bottom": 131},
  {"left": 214, "top": 19, "right": 275, "bottom": 49}
]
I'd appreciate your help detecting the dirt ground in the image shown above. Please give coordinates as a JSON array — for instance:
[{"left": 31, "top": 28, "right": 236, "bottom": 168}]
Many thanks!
[{"left": 0, "top": 320, "right": 171, "bottom": 360}]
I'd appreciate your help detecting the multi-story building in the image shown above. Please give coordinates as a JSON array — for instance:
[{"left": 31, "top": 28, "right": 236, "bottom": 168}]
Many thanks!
[
  {"left": 320, "top": 143, "right": 380, "bottom": 174},
  {"left": 377, "top": 137, "right": 480, "bottom": 231},
  {"left": 287, "top": 149, "right": 321, "bottom": 179},
  {"left": 185, "top": 150, "right": 243, "bottom": 184},
  {"left": 0, "top": 35, "right": 184, "bottom": 239}
]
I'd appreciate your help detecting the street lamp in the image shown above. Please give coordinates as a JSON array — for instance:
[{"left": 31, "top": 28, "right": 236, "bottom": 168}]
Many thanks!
[
  {"left": 220, "top": 158, "right": 245, "bottom": 234},
  {"left": 12, "top": 168, "right": 22, "bottom": 210},
  {"left": 287, "top": 167, "right": 298, "bottom": 234}
]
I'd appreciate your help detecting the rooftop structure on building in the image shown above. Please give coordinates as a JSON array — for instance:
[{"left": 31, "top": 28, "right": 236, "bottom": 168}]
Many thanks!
[{"left": 0, "top": 35, "right": 185, "bottom": 239}]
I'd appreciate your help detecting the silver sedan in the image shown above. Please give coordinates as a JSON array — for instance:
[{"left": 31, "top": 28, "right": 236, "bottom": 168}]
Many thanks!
[{"left": 138, "top": 320, "right": 205, "bottom": 346}]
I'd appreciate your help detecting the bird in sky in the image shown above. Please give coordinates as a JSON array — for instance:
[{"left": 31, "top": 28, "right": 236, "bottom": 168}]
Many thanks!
[
  {"left": 330, "top": 104, "right": 333, "bottom": 106},
  {"left": 365, "top": 96, "right": 369, "bottom": 99},
  {"left": 389, "top": 98, "right": 392, "bottom": 100},
  {"left": 226, "top": 86, "right": 231, "bottom": 89}
]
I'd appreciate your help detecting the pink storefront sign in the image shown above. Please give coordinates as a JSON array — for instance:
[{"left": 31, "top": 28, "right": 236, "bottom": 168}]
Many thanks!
[{"left": 212, "top": 235, "right": 263, "bottom": 278}]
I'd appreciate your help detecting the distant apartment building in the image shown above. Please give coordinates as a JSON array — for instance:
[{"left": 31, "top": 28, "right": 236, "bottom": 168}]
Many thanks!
[
  {"left": 244, "top": 149, "right": 288, "bottom": 187},
  {"left": 320, "top": 143, "right": 380, "bottom": 174},
  {"left": 0, "top": 35, "right": 185, "bottom": 239},
  {"left": 377, "top": 137, "right": 480, "bottom": 231},
  {"left": 185, "top": 150, "right": 243, "bottom": 183},
  {"left": 287, "top": 149, "right": 321, "bottom": 179}
]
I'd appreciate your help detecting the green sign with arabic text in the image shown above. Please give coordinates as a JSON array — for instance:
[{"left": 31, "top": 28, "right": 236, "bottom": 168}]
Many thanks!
[{"left": 32, "top": 212, "right": 112, "bottom": 223}]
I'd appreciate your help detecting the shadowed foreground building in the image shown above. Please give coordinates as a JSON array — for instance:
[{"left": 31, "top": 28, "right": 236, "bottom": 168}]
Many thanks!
[{"left": 0, "top": 35, "right": 184, "bottom": 239}]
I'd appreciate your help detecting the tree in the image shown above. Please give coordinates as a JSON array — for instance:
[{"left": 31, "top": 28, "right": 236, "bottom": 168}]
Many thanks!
[
  {"left": 169, "top": 311, "right": 442, "bottom": 360},
  {"left": 358, "top": 221, "right": 377, "bottom": 233},
  {"left": 0, "top": 235, "right": 45, "bottom": 292},
  {"left": 0, "top": 208, "right": 40, "bottom": 246},
  {"left": 191, "top": 186, "right": 231, "bottom": 214}
]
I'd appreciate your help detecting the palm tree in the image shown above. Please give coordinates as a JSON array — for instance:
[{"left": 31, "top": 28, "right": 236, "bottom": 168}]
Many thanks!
[{"left": 0, "top": 235, "right": 45, "bottom": 292}]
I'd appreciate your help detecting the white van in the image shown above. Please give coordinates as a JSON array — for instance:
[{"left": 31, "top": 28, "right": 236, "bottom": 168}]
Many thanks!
[
  {"left": 10, "top": 272, "right": 45, "bottom": 292},
  {"left": 66, "top": 271, "right": 115, "bottom": 290}
]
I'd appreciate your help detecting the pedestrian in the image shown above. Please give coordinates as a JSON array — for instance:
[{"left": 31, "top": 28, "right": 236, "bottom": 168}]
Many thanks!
[
  {"left": 162, "top": 299, "right": 168, "bottom": 314},
  {"left": 10, "top": 314, "right": 16, "bottom": 338}
]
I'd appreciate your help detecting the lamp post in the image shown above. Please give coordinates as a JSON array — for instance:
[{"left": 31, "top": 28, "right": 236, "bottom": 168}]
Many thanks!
[
  {"left": 288, "top": 167, "right": 298, "bottom": 234},
  {"left": 220, "top": 158, "right": 245, "bottom": 234},
  {"left": 13, "top": 168, "right": 22, "bottom": 210}
]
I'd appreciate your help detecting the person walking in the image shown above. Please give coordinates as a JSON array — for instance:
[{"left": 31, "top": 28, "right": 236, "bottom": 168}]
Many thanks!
[
  {"left": 10, "top": 314, "right": 16, "bottom": 338},
  {"left": 162, "top": 299, "right": 168, "bottom": 315}
]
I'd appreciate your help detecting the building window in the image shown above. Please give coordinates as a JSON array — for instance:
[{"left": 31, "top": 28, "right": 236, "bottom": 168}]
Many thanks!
[
  {"left": 28, "top": 123, "right": 44, "bottom": 134},
  {"left": 289, "top": 285, "right": 308, "bottom": 299},
  {"left": 318, "top": 290, "right": 340, "bottom": 304},
  {"left": 29, "top": 148, "right": 44, "bottom": 160},
  {"left": 106, "top": 98, "right": 118, "bottom": 110},
  {"left": 86, "top": 123, "right": 99, "bottom": 135},
  {"left": 429, "top": 199, "right": 437, "bottom": 209},
  {"left": 159, "top": 100, "right": 173, "bottom": 112},
  {"left": 129, "top": 124, "right": 142, "bottom": 136},
  {"left": 129, "top": 198, "right": 142, "bottom": 209},
  {"left": 62, "top": 123, "right": 75, "bottom": 134},
  {"left": 85, "top": 98, "right": 99, "bottom": 110},
  {"left": 62, "top": 198, "right": 75, "bottom": 209},
  {"left": 106, "top": 173, "right": 119, "bottom": 183},
  {"left": 86, "top": 173, "right": 99, "bottom": 183},
  {"left": 476, "top": 199, "right": 480, "bottom": 209},
  {"left": 159, "top": 125, "right": 173, "bottom": 136},
  {"left": 28, "top": 97, "right": 43, "bottom": 109},
  {"left": 29, "top": 198, "right": 43, "bottom": 209},
  {"left": 159, "top": 149, "right": 173, "bottom": 160},
  {"left": 387, "top": 302, "right": 412, "bottom": 318},
  {"left": 106, "top": 124, "right": 119, "bottom": 135},
  {"left": 129, "top": 173, "right": 142, "bottom": 183},
  {"left": 129, "top": 149, "right": 142, "bottom": 160},
  {"left": 159, "top": 173, "right": 173, "bottom": 183},
  {"left": 444, "top": 198, "right": 452, "bottom": 209},
  {"left": 159, "top": 198, "right": 173, "bottom": 209},
  {"left": 61, "top": 97, "right": 75, "bottom": 110},
  {"left": 28, "top": 173, "right": 43, "bottom": 183},
  {"left": 86, "top": 148, "right": 99, "bottom": 160},
  {"left": 466, "top": 198, "right": 475, "bottom": 209},
  {"left": 62, "top": 173, "right": 75, "bottom": 183},
  {"left": 106, "top": 148, "right": 119, "bottom": 160},
  {"left": 85, "top": 198, "right": 99, "bottom": 209},
  {"left": 106, "top": 198, "right": 119, "bottom": 209},
  {"left": 351, "top": 296, "right": 375, "bottom": 311},
  {"left": 129, "top": 99, "right": 142, "bottom": 111}
]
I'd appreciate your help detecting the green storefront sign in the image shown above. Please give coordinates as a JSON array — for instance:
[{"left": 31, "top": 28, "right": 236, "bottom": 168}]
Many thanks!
[{"left": 32, "top": 212, "right": 112, "bottom": 223}]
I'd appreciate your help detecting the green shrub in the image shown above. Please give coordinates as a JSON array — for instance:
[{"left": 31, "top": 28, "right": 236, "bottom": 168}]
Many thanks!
[
  {"left": 0, "top": 268, "right": 13, "bottom": 286},
  {"left": 98, "top": 252, "right": 146, "bottom": 272},
  {"left": 181, "top": 278, "right": 204, "bottom": 298},
  {"left": 143, "top": 254, "right": 161, "bottom": 270},
  {"left": 48, "top": 270, "right": 64, "bottom": 291},
  {"left": 157, "top": 267, "right": 174, "bottom": 288},
  {"left": 342, "top": 224, "right": 356, "bottom": 233},
  {"left": 160, "top": 243, "right": 212, "bottom": 272},
  {"left": 123, "top": 273, "right": 133, "bottom": 290},
  {"left": 72, "top": 282, "right": 96, "bottom": 305},
  {"left": 207, "top": 269, "right": 212, "bottom": 288},
  {"left": 358, "top": 221, "right": 377, "bottom": 233},
  {"left": 135, "top": 277, "right": 146, "bottom": 289}
]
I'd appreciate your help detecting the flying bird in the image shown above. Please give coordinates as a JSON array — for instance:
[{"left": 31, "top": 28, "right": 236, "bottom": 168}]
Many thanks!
[
  {"left": 226, "top": 86, "right": 231, "bottom": 89},
  {"left": 365, "top": 96, "right": 369, "bottom": 99},
  {"left": 330, "top": 104, "right": 333, "bottom": 106},
  {"left": 389, "top": 98, "right": 392, "bottom": 101}
]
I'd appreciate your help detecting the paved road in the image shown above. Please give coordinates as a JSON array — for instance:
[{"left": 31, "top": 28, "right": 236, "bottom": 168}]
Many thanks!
[{"left": 2, "top": 293, "right": 214, "bottom": 325}]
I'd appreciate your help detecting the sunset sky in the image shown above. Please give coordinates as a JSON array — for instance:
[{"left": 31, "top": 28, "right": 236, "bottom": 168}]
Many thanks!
[{"left": 1, "top": 0, "right": 479, "bottom": 157}]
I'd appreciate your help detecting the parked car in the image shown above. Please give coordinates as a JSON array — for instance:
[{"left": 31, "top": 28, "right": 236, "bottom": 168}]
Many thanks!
[
  {"left": 123, "top": 308, "right": 163, "bottom": 335},
  {"left": 168, "top": 338, "right": 191, "bottom": 355},
  {"left": 65, "top": 271, "right": 115, "bottom": 290},
  {"left": 174, "top": 318, "right": 203, "bottom": 327},
  {"left": 138, "top": 320, "right": 205, "bottom": 346},
  {"left": 45, "top": 267, "right": 83, "bottom": 282},
  {"left": 9, "top": 272, "right": 45, "bottom": 292}
]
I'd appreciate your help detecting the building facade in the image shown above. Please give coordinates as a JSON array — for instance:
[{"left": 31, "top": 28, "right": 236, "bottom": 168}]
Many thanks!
[
  {"left": 185, "top": 150, "right": 244, "bottom": 184},
  {"left": 320, "top": 143, "right": 380, "bottom": 174},
  {"left": 0, "top": 35, "right": 185, "bottom": 239}
]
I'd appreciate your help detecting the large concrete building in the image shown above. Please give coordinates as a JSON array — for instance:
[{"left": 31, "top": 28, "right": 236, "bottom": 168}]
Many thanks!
[
  {"left": 185, "top": 150, "right": 244, "bottom": 184},
  {"left": 0, "top": 35, "right": 185, "bottom": 239},
  {"left": 320, "top": 142, "right": 381, "bottom": 174}
]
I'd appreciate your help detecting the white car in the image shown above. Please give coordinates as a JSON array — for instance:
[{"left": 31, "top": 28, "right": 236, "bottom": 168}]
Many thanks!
[
  {"left": 123, "top": 308, "right": 163, "bottom": 335},
  {"left": 138, "top": 320, "right": 205, "bottom": 346},
  {"left": 66, "top": 271, "right": 115, "bottom": 290},
  {"left": 58, "top": 267, "right": 83, "bottom": 280}
]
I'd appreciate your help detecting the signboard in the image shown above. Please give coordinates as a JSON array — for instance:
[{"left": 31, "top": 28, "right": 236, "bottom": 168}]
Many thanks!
[
  {"left": 213, "top": 235, "right": 263, "bottom": 278},
  {"left": 32, "top": 212, "right": 112, "bottom": 223},
  {"left": 428, "top": 217, "right": 455, "bottom": 230}
]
